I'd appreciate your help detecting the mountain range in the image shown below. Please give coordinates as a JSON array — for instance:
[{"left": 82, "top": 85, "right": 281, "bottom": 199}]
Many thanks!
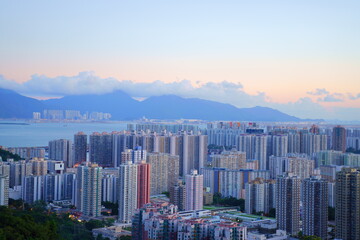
[{"left": 0, "top": 87, "right": 304, "bottom": 121}]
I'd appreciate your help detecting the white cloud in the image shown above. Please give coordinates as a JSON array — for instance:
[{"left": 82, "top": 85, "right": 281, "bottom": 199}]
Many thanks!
[
  {"left": 318, "top": 93, "right": 344, "bottom": 102},
  {"left": 348, "top": 93, "right": 360, "bottom": 100},
  {"left": 307, "top": 88, "right": 329, "bottom": 96}
]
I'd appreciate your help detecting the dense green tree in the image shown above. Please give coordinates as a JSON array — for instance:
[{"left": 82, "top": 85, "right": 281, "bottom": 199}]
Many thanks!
[
  {"left": 0, "top": 148, "right": 22, "bottom": 161},
  {"left": 212, "top": 193, "right": 245, "bottom": 211},
  {"left": 102, "top": 201, "right": 118, "bottom": 215},
  {"left": 328, "top": 206, "right": 335, "bottom": 221},
  {"left": 268, "top": 208, "right": 276, "bottom": 218},
  {"left": 0, "top": 206, "right": 59, "bottom": 240},
  {"left": 346, "top": 147, "right": 360, "bottom": 154},
  {"left": 161, "top": 191, "right": 170, "bottom": 198},
  {"left": 0, "top": 204, "right": 95, "bottom": 240},
  {"left": 118, "top": 236, "right": 131, "bottom": 240},
  {"left": 85, "top": 219, "right": 106, "bottom": 231}
]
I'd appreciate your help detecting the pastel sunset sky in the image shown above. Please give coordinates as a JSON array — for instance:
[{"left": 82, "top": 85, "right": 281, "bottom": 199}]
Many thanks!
[{"left": 0, "top": 1, "right": 359, "bottom": 120}]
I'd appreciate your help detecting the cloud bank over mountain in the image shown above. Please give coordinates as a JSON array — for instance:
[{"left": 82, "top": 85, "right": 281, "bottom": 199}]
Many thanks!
[{"left": 1, "top": 72, "right": 359, "bottom": 121}]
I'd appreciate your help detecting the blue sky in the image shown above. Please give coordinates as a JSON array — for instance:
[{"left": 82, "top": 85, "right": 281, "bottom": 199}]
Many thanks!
[{"left": 0, "top": 1, "right": 360, "bottom": 120}]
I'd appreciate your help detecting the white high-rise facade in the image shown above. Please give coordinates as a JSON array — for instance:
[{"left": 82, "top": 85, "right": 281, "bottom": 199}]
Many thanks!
[
  {"left": 118, "top": 161, "right": 138, "bottom": 223},
  {"left": 0, "top": 175, "right": 9, "bottom": 206},
  {"left": 182, "top": 134, "right": 207, "bottom": 176},
  {"left": 245, "top": 178, "right": 276, "bottom": 215},
  {"left": 185, "top": 169, "right": 203, "bottom": 211},
  {"left": 49, "top": 139, "right": 73, "bottom": 168},
  {"left": 76, "top": 162, "right": 102, "bottom": 217}
]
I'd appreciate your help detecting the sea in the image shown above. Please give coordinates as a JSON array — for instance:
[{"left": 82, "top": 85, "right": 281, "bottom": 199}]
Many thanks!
[{"left": 0, "top": 121, "right": 129, "bottom": 147}]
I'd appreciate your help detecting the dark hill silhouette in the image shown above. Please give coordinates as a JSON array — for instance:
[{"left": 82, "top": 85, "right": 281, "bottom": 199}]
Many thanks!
[{"left": 0, "top": 88, "right": 302, "bottom": 121}]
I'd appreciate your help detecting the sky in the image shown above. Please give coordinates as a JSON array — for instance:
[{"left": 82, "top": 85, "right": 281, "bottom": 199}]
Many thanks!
[{"left": 0, "top": 1, "right": 360, "bottom": 120}]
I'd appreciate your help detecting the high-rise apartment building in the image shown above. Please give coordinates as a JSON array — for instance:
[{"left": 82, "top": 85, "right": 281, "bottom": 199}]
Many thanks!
[
  {"left": 271, "top": 135, "right": 288, "bottom": 157},
  {"left": 112, "top": 132, "right": 128, "bottom": 167},
  {"left": 76, "top": 162, "right": 102, "bottom": 217},
  {"left": 302, "top": 176, "right": 328, "bottom": 239},
  {"left": 147, "top": 153, "right": 179, "bottom": 195},
  {"left": 245, "top": 178, "right": 276, "bottom": 215},
  {"left": 8, "top": 147, "right": 45, "bottom": 160},
  {"left": 121, "top": 148, "right": 147, "bottom": 165},
  {"left": 102, "top": 174, "right": 118, "bottom": 203},
  {"left": 43, "top": 174, "right": 63, "bottom": 202},
  {"left": 335, "top": 168, "right": 360, "bottom": 240},
  {"left": 276, "top": 173, "right": 301, "bottom": 236},
  {"left": 300, "top": 133, "right": 328, "bottom": 156},
  {"left": 118, "top": 161, "right": 138, "bottom": 223},
  {"left": 29, "top": 158, "right": 48, "bottom": 176},
  {"left": 49, "top": 139, "right": 73, "bottom": 167},
  {"left": 181, "top": 134, "right": 207, "bottom": 176},
  {"left": 9, "top": 160, "right": 32, "bottom": 187},
  {"left": 287, "top": 133, "right": 301, "bottom": 154},
  {"left": 74, "top": 132, "right": 87, "bottom": 165},
  {"left": 89, "top": 132, "right": 113, "bottom": 167},
  {"left": 185, "top": 169, "right": 203, "bottom": 211},
  {"left": 333, "top": 125, "right": 347, "bottom": 152},
  {"left": 0, "top": 175, "right": 9, "bottom": 206},
  {"left": 22, "top": 175, "right": 43, "bottom": 204},
  {"left": 287, "top": 157, "right": 314, "bottom": 180},
  {"left": 210, "top": 150, "right": 246, "bottom": 170},
  {"left": 137, "top": 161, "right": 150, "bottom": 209},
  {"left": 170, "top": 180, "right": 186, "bottom": 211}
]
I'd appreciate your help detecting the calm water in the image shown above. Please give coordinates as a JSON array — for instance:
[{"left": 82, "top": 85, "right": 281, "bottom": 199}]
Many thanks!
[{"left": 0, "top": 121, "right": 129, "bottom": 147}]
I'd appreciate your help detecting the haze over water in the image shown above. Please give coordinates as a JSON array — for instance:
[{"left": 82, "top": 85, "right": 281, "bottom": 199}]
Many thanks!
[{"left": 0, "top": 121, "right": 129, "bottom": 147}]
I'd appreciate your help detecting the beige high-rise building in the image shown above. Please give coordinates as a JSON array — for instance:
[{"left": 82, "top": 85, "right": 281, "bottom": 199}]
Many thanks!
[
  {"left": 288, "top": 157, "right": 314, "bottom": 180},
  {"left": 147, "top": 153, "right": 179, "bottom": 195},
  {"left": 210, "top": 150, "right": 246, "bottom": 170},
  {"left": 335, "top": 168, "right": 360, "bottom": 240},
  {"left": 29, "top": 158, "right": 48, "bottom": 176}
]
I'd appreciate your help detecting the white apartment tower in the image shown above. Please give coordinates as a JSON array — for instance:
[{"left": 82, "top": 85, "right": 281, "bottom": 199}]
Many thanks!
[
  {"left": 185, "top": 169, "right": 203, "bottom": 211},
  {"left": 76, "top": 162, "right": 102, "bottom": 217},
  {"left": 118, "top": 161, "right": 138, "bottom": 223}
]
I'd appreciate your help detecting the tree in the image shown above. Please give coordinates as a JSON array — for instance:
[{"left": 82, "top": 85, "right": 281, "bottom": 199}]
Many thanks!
[
  {"left": 328, "top": 206, "right": 335, "bottom": 221},
  {"left": 301, "top": 236, "right": 322, "bottom": 240},
  {"left": 161, "top": 191, "right": 170, "bottom": 198},
  {"left": 212, "top": 193, "right": 245, "bottom": 211},
  {"left": 268, "top": 208, "right": 276, "bottom": 218},
  {"left": 85, "top": 219, "right": 105, "bottom": 231},
  {"left": 346, "top": 147, "right": 360, "bottom": 154},
  {"left": 118, "top": 236, "right": 131, "bottom": 240},
  {"left": 8, "top": 198, "right": 25, "bottom": 209},
  {"left": 102, "top": 201, "right": 118, "bottom": 215},
  {"left": 0, "top": 148, "right": 22, "bottom": 161}
]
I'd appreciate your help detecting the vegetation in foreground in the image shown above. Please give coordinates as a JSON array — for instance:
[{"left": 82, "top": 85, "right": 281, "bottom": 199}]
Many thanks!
[
  {"left": 0, "top": 148, "right": 22, "bottom": 161},
  {"left": 0, "top": 199, "right": 117, "bottom": 240}
]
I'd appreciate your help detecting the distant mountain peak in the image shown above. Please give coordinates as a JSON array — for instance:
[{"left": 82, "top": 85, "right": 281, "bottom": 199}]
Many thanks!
[{"left": 0, "top": 88, "right": 303, "bottom": 121}]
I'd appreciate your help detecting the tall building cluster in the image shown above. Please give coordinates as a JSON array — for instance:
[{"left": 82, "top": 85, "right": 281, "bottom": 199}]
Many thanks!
[
  {"left": 36, "top": 109, "right": 111, "bottom": 120},
  {"left": 2, "top": 122, "right": 360, "bottom": 239}
]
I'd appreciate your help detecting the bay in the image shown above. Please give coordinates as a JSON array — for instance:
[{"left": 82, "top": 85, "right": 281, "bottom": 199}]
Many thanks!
[{"left": 0, "top": 121, "right": 129, "bottom": 147}]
